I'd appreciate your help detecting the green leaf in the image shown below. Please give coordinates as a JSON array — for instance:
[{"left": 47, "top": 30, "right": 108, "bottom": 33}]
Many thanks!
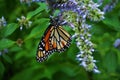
[
  {"left": 0, "top": 23, "right": 18, "bottom": 37},
  {"left": 60, "top": 63, "right": 77, "bottom": 77},
  {"left": 10, "top": 66, "right": 44, "bottom": 80},
  {"left": 103, "top": 16, "right": 120, "bottom": 31},
  {"left": 103, "top": 52, "right": 118, "bottom": 72},
  {"left": 2, "top": 54, "right": 12, "bottom": 64},
  {"left": 27, "top": 3, "right": 47, "bottom": 19},
  {"left": 9, "top": 45, "right": 22, "bottom": 52},
  {"left": 25, "top": 19, "right": 49, "bottom": 41},
  {"left": 67, "top": 43, "right": 79, "bottom": 61},
  {"left": 0, "top": 39, "right": 15, "bottom": 50},
  {"left": 0, "top": 62, "right": 5, "bottom": 79}
]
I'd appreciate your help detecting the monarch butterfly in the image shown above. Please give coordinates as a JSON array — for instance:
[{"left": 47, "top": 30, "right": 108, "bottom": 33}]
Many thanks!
[{"left": 36, "top": 18, "right": 71, "bottom": 62}]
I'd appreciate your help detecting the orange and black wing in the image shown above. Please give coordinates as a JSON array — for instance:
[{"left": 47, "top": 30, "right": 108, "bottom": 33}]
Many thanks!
[
  {"left": 36, "top": 25, "right": 71, "bottom": 62},
  {"left": 36, "top": 25, "right": 55, "bottom": 62},
  {"left": 50, "top": 26, "right": 71, "bottom": 52}
]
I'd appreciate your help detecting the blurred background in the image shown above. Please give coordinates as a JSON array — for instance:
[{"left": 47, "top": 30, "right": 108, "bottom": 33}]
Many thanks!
[{"left": 0, "top": 0, "right": 120, "bottom": 80}]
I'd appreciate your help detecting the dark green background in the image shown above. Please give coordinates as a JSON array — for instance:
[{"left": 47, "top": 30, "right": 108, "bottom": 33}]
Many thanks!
[{"left": 0, "top": 0, "right": 120, "bottom": 80}]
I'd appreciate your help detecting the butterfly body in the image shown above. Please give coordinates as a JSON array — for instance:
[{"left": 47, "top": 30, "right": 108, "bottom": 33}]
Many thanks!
[{"left": 36, "top": 20, "right": 71, "bottom": 62}]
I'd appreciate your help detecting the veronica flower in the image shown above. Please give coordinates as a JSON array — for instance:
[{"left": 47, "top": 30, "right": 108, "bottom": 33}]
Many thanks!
[
  {"left": 53, "top": 0, "right": 103, "bottom": 72},
  {"left": 17, "top": 16, "right": 32, "bottom": 30},
  {"left": 114, "top": 39, "right": 120, "bottom": 47},
  {"left": 103, "top": 0, "right": 118, "bottom": 13},
  {"left": 0, "top": 16, "right": 7, "bottom": 28},
  {"left": 0, "top": 49, "right": 8, "bottom": 56}
]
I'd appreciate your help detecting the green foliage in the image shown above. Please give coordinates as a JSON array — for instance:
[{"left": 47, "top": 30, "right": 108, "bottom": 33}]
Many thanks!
[
  {"left": 0, "top": 23, "right": 18, "bottom": 37},
  {"left": 0, "top": 0, "right": 120, "bottom": 80},
  {"left": 0, "top": 39, "right": 15, "bottom": 50},
  {"left": 27, "top": 3, "right": 47, "bottom": 19},
  {"left": 0, "top": 62, "right": 5, "bottom": 79}
]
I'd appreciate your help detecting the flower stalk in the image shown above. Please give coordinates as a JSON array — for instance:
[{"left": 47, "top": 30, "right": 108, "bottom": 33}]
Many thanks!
[{"left": 58, "top": 0, "right": 104, "bottom": 72}]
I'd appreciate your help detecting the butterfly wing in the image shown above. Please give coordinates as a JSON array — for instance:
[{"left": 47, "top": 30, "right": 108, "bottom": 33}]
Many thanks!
[
  {"left": 50, "top": 26, "right": 71, "bottom": 52},
  {"left": 36, "top": 25, "right": 71, "bottom": 62},
  {"left": 36, "top": 25, "right": 54, "bottom": 62}
]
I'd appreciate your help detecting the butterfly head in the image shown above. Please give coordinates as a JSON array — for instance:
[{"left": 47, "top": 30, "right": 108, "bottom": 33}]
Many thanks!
[
  {"left": 50, "top": 17, "right": 59, "bottom": 27},
  {"left": 50, "top": 15, "right": 67, "bottom": 27}
]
